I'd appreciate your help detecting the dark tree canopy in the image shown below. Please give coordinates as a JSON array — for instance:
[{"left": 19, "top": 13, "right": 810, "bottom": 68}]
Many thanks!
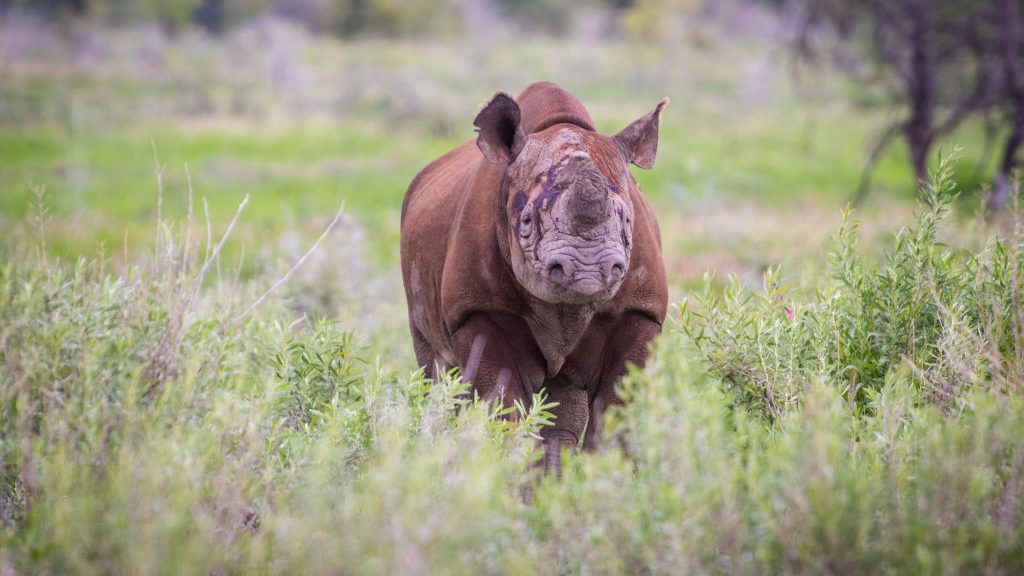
[{"left": 797, "top": 0, "right": 1024, "bottom": 211}]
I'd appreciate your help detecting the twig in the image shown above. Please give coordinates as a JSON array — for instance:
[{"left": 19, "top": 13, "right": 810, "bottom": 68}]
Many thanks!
[
  {"left": 143, "top": 194, "right": 250, "bottom": 400},
  {"left": 203, "top": 196, "right": 213, "bottom": 265},
  {"left": 203, "top": 196, "right": 223, "bottom": 303},
  {"left": 196, "top": 195, "right": 248, "bottom": 301},
  {"left": 233, "top": 244, "right": 245, "bottom": 290},
  {"left": 181, "top": 163, "right": 194, "bottom": 278},
  {"left": 151, "top": 140, "right": 164, "bottom": 270},
  {"left": 231, "top": 202, "right": 346, "bottom": 325}
]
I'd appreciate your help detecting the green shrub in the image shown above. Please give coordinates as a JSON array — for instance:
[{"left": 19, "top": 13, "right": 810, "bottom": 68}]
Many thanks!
[
  {"left": 680, "top": 152, "right": 1024, "bottom": 420},
  {"left": 1, "top": 155, "right": 1023, "bottom": 573},
  {"left": 0, "top": 246, "right": 551, "bottom": 573},
  {"left": 567, "top": 337, "right": 1024, "bottom": 573}
]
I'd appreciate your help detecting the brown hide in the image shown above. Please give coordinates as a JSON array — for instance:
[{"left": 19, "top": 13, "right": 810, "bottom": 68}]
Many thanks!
[{"left": 400, "top": 82, "right": 668, "bottom": 469}]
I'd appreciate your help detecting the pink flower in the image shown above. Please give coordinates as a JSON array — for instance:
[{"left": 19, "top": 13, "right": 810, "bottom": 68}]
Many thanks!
[{"left": 784, "top": 305, "right": 795, "bottom": 321}]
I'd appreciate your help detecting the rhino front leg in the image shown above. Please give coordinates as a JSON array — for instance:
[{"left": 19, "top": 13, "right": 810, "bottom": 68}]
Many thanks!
[
  {"left": 451, "top": 313, "right": 544, "bottom": 411},
  {"left": 539, "top": 384, "right": 589, "bottom": 474},
  {"left": 583, "top": 312, "right": 663, "bottom": 451}
]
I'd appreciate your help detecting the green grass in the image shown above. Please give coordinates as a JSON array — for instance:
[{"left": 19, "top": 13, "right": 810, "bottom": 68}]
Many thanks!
[
  {"left": 0, "top": 97, "right": 937, "bottom": 287},
  {"left": 0, "top": 28, "right": 968, "bottom": 271},
  {"left": 0, "top": 120, "right": 460, "bottom": 268}
]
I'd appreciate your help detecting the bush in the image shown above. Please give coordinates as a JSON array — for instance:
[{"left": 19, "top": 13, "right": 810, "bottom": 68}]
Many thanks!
[
  {"left": 1, "top": 156, "right": 1022, "bottom": 573},
  {"left": 0, "top": 244, "right": 550, "bottom": 573},
  {"left": 680, "top": 152, "right": 1024, "bottom": 420}
]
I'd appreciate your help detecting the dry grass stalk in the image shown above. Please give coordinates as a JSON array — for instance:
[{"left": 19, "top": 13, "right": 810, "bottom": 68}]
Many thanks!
[
  {"left": 152, "top": 140, "right": 164, "bottom": 268},
  {"left": 143, "top": 193, "right": 250, "bottom": 400},
  {"left": 230, "top": 201, "right": 346, "bottom": 325}
]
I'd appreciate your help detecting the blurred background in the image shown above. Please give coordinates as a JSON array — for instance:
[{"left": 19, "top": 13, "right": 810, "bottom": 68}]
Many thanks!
[{"left": 0, "top": 0, "right": 1020, "bottom": 359}]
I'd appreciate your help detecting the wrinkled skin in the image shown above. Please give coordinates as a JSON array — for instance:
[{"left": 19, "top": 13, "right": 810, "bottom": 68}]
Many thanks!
[
  {"left": 508, "top": 142, "right": 633, "bottom": 305},
  {"left": 400, "top": 82, "right": 669, "bottom": 472}
]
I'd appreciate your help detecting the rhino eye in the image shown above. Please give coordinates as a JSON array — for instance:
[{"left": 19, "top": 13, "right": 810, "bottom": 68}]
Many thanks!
[{"left": 519, "top": 209, "right": 533, "bottom": 237}]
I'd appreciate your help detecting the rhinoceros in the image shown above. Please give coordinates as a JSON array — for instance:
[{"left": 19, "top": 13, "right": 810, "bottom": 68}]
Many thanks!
[{"left": 400, "top": 81, "right": 668, "bottom": 469}]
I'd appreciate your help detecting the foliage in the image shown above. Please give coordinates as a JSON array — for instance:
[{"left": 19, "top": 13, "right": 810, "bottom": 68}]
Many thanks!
[
  {"left": 0, "top": 237, "right": 551, "bottom": 573},
  {"left": 681, "top": 151, "right": 1024, "bottom": 420},
  {"left": 1, "top": 156, "right": 1023, "bottom": 573},
  {"left": 618, "top": 0, "right": 700, "bottom": 43},
  {"left": 795, "top": 0, "right": 1024, "bottom": 209},
  {"left": 8, "top": 0, "right": 549, "bottom": 37},
  {"left": 492, "top": 0, "right": 578, "bottom": 35},
  {"left": 327, "top": 0, "right": 463, "bottom": 39}
]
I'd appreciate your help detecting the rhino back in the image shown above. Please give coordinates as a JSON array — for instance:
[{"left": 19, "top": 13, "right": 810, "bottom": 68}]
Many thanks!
[{"left": 400, "top": 141, "right": 477, "bottom": 226}]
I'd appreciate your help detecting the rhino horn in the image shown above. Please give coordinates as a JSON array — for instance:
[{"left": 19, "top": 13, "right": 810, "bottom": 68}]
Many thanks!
[{"left": 564, "top": 157, "right": 609, "bottom": 233}]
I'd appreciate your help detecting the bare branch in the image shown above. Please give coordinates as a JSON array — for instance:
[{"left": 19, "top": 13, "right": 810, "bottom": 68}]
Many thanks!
[
  {"left": 181, "top": 163, "right": 194, "bottom": 278},
  {"left": 231, "top": 201, "right": 346, "bottom": 325},
  {"left": 151, "top": 139, "right": 164, "bottom": 270}
]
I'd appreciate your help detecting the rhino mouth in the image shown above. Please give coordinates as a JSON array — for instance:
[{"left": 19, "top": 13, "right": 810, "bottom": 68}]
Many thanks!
[
  {"left": 564, "top": 275, "right": 609, "bottom": 299},
  {"left": 536, "top": 244, "right": 628, "bottom": 304},
  {"left": 546, "top": 274, "right": 623, "bottom": 304}
]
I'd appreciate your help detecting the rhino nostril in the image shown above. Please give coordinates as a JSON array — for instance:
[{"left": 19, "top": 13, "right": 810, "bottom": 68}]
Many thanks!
[
  {"left": 548, "top": 263, "right": 566, "bottom": 283},
  {"left": 605, "top": 260, "right": 625, "bottom": 284}
]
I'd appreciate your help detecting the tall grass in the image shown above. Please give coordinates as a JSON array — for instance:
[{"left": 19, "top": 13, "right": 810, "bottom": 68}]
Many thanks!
[{"left": 1, "top": 157, "right": 1023, "bottom": 573}]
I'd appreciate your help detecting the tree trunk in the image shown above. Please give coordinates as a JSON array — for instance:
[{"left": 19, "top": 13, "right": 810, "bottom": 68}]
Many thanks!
[
  {"left": 907, "top": 129, "right": 932, "bottom": 185},
  {"left": 990, "top": 0, "right": 1024, "bottom": 213},
  {"left": 905, "top": 0, "right": 935, "bottom": 190}
]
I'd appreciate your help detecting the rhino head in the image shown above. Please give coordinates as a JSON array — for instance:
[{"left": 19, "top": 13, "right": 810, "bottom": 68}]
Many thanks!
[{"left": 474, "top": 93, "right": 667, "bottom": 305}]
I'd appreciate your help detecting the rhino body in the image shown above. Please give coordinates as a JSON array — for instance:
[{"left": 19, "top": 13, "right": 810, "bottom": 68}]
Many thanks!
[{"left": 400, "top": 82, "right": 668, "bottom": 468}]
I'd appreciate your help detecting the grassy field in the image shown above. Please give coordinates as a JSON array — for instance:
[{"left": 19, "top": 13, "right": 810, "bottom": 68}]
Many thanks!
[{"left": 2, "top": 16, "right": 1023, "bottom": 574}]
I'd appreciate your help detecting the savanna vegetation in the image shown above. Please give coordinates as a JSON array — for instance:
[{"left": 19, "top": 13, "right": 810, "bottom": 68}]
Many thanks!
[{"left": 1, "top": 1, "right": 1023, "bottom": 573}]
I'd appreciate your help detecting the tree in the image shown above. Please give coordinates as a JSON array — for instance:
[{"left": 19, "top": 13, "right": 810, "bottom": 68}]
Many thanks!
[
  {"left": 795, "top": 0, "right": 1023, "bottom": 211},
  {"left": 192, "top": 0, "right": 270, "bottom": 34},
  {"left": 990, "top": 0, "right": 1024, "bottom": 211}
]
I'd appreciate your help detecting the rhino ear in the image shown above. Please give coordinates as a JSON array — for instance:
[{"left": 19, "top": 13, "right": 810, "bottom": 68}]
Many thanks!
[
  {"left": 474, "top": 93, "right": 525, "bottom": 164},
  {"left": 613, "top": 97, "right": 669, "bottom": 170}
]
